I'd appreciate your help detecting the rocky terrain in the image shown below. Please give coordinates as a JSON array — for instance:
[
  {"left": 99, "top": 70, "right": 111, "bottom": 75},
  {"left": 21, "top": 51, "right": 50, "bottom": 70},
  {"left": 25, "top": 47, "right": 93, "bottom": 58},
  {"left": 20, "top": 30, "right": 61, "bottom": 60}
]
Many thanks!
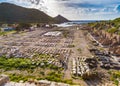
[
  {"left": 0, "top": 25, "right": 119, "bottom": 86},
  {"left": 89, "top": 26, "right": 120, "bottom": 56}
]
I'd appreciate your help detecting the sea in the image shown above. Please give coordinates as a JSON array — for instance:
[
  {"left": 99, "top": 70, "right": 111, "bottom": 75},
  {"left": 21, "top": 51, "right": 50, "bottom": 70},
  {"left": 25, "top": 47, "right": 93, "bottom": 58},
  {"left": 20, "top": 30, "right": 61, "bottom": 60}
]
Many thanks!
[{"left": 55, "top": 20, "right": 100, "bottom": 27}]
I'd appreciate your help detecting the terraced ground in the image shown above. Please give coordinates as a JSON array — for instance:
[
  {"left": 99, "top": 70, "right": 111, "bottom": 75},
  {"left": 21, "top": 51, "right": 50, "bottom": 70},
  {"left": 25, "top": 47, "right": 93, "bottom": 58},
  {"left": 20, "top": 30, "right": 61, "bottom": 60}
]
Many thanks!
[{"left": 0, "top": 26, "right": 119, "bottom": 86}]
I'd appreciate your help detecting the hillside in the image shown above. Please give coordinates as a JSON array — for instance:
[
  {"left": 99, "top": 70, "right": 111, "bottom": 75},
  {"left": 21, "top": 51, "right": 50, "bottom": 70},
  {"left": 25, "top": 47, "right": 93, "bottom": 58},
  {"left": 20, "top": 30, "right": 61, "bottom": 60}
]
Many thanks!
[
  {"left": 54, "top": 15, "right": 69, "bottom": 23},
  {"left": 112, "top": 17, "right": 120, "bottom": 26},
  {"left": 88, "top": 17, "right": 120, "bottom": 34},
  {"left": 0, "top": 3, "right": 54, "bottom": 23},
  {"left": 0, "top": 3, "right": 70, "bottom": 24}
]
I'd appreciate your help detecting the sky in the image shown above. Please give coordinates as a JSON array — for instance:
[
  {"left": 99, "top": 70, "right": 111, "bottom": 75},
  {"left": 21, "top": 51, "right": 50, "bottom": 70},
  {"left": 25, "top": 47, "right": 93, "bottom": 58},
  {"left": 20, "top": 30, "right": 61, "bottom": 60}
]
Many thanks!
[{"left": 1, "top": 0, "right": 120, "bottom": 20}]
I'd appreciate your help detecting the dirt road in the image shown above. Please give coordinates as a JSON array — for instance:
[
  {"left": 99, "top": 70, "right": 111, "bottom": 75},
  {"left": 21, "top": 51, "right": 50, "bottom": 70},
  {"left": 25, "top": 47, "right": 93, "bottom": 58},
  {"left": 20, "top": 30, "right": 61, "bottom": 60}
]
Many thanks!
[{"left": 64, "top": 28, "right": 92, "bottom": 85}]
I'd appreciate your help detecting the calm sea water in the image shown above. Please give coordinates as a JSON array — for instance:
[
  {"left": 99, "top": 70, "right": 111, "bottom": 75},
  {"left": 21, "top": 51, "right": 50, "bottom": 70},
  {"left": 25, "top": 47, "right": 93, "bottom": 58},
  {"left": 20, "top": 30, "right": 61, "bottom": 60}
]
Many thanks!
[{"left": 55, "top": 20, "right": 100, "bottom": 27}]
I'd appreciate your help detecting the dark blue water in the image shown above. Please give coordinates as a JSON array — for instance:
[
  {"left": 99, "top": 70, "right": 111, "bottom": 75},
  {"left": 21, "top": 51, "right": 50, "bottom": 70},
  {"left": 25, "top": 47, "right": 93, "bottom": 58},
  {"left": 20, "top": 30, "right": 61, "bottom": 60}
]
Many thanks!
[
  {"left": 71, "top": 20, "right": 100, "bottom": 24},
  {"left": 55, "top": 20, "right": 100, "bottom": 27}
]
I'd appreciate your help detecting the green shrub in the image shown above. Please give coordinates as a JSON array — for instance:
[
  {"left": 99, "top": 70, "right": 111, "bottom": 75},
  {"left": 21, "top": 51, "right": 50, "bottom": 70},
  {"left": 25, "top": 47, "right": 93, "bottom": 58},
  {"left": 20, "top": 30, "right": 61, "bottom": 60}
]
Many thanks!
[
  {"left": 114, "top": 80, "right": 119, "bottom": 86},
  {"left": 109, "top": 71, "right": 120, "bottom": 86},
  {"left": 107, "top": 27, "right": 118, "bottom": 33},
  {"left": 68, "top": 45, "right": 75, "bottom": 48},
  {"left": 0, "top": 56, "right": 68, "bottom": 84},
  {"left": 9, "top": 74, "right": 28, "bottom": 82},
  {"left": 63, "top": 79, "right": 73, "bottom": 84},
  {"left": 40, "top": 71, "right": 45, "bottom": 75},
  {"left": 77, "top": 48, "right": 82, "bottom": 53}
]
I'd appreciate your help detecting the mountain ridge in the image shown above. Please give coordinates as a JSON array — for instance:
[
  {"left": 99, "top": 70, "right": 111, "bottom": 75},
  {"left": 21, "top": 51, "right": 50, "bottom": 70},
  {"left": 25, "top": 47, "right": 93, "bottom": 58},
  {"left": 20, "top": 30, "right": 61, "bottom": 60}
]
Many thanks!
[{"left": 0, "top": 2, "right": 69, "bottom": 24}]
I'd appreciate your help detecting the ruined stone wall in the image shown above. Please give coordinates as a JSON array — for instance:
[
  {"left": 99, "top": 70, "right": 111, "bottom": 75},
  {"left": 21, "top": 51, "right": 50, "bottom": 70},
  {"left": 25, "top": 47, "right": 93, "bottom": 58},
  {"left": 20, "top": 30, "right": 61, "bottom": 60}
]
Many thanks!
[{"left": 91, "top": 29, "right": 120, "bottom": 55}]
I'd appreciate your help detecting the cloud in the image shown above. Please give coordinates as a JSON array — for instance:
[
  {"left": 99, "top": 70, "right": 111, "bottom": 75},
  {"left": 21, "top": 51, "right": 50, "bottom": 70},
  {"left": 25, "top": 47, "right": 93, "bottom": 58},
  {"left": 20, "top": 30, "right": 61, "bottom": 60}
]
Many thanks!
[
  {"left": 64, "top": 3, "right": 102, "bottom": 9},
  {"left": 116, "top": 5, "right": 120, "bottom": 12},
  {"left": 1, "top": 0, "right": 120, "bottom": 20}
]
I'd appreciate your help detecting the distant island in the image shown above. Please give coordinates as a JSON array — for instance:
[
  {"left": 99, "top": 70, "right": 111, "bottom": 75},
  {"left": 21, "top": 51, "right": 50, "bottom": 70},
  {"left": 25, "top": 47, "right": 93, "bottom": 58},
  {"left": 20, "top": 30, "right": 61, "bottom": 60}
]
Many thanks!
[{"left": 0, "top": 2, "right": 69, "bottom": 24}]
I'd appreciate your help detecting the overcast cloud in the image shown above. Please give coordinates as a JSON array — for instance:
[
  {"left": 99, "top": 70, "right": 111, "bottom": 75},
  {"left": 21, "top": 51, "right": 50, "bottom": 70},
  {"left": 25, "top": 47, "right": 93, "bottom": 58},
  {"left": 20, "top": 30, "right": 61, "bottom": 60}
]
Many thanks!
[{"left": 0, "top": 0, "right": 120, "bottom": 20}]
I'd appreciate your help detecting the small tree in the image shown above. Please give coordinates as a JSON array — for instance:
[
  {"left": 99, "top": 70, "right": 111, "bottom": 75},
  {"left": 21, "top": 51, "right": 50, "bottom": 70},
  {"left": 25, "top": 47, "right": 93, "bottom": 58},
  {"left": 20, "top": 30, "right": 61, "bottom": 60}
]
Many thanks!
[
  {"left": 37, "top": 24, "right": 41, "bottom": 27},
  {"left": 15, "top": 23, "right": 31, "bottom": 32}
]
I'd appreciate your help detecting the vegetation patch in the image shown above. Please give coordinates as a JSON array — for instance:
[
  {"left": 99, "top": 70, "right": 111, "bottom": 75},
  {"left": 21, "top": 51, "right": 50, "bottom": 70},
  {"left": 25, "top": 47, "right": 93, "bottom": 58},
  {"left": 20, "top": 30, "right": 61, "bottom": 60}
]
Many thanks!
[
  {"left": 107, "top": 27, "right": 118, "bottom": 33},
  {"left": 9, "top": 73, "right": 34, "bottom": 82},
  {"left": 77, "top": 48, "right": 82, "bottom": 53},
  {"left": 0, "top": 30, "right": 16, "bottom": 36},
  {"left": 108, "top": 70, "right": 120, "bottom": 86},
  {"left": 68, "top": 44, "right": 75, "bottom": 48},
  {"left": 0, "top": 55, "right": 75, "bottom": 84},
  {"left": 0, "top": 54, "right": 62, "bottom": 71}
]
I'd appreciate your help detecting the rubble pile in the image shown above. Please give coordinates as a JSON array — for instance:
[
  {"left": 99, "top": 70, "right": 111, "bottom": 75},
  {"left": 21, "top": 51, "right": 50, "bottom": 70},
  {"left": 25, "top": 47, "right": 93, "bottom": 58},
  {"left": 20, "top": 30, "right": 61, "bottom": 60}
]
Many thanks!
[{"left": 72, "top": 57, "right": 90, "bottom": 76}]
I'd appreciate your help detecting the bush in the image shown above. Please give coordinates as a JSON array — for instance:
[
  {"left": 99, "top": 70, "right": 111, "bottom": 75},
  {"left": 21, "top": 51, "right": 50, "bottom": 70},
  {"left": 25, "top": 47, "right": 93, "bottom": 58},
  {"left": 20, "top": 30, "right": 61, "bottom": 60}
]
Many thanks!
[
  {"left": 68, "top": 45, "right": 75, "bottom": 48},
  {"left": 49, "top": 65, "right": 59, "bottom": 70},
  {"left": 15, "top": 23, "right": 31, "bottom": 31},
  {"left": 77, "top": 48, "right": 82, "bottom": 53},
  {"left": 40, "top": 71, "right": 45, "bottom": 75},
  {"left": 9, "top": 74, "right": 28, "bottom": 82},
  {"left": 109, "top": 70, "right": 120, "bottom": 86},
  {"left": 63, "top": 79, "right": 73, "bottom": 84},
  {"left": 45, "top": 71, "right": 63, "bottom": 82},
  {"left": 114, "top": 80, "right": 119, "bottom": 86},
  {"left": 0, "top": 57, "right": 36, "bottom": 70},
  {"left": 107, "top": 27, "right": 118, "bottom": 33}
]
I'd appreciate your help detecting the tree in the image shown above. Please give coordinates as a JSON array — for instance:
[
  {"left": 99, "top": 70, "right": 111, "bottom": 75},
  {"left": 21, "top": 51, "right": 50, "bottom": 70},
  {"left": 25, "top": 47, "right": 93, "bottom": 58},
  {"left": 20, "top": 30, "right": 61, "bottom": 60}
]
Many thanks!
[
  {"left": 37, "top": 24, "right": 40, "bottom": 27},
  {"left": 15, "top": 23, "right": 31, "bottom": 32}
]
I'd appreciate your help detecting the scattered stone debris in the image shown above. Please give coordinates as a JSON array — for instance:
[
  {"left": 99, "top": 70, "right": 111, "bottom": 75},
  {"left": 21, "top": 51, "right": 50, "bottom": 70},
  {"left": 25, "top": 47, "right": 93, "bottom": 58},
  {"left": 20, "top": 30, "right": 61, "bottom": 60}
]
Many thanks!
[
  {"left": 72, "top": 57, "right": 91, "bottom": 76},
  {"left": 3, "top": 79, "right": 69, "bottom": 86},
  {"left": 90, "top": 30, "right": 120, "bottom": 56}
]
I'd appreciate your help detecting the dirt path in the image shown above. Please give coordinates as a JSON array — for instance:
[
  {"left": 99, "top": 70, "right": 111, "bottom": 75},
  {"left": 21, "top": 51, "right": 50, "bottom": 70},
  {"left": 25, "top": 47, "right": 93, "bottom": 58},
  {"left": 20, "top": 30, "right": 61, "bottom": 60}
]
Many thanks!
[{"left": 64, "top": 29, "right": 92, "bottom": 86}]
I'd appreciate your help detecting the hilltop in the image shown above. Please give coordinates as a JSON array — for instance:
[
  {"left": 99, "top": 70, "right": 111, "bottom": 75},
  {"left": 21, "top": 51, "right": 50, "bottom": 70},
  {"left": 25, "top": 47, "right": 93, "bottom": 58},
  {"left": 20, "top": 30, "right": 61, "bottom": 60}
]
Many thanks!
[{"left": 54, "top": 15, "right": 69, "bottom": 23}]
